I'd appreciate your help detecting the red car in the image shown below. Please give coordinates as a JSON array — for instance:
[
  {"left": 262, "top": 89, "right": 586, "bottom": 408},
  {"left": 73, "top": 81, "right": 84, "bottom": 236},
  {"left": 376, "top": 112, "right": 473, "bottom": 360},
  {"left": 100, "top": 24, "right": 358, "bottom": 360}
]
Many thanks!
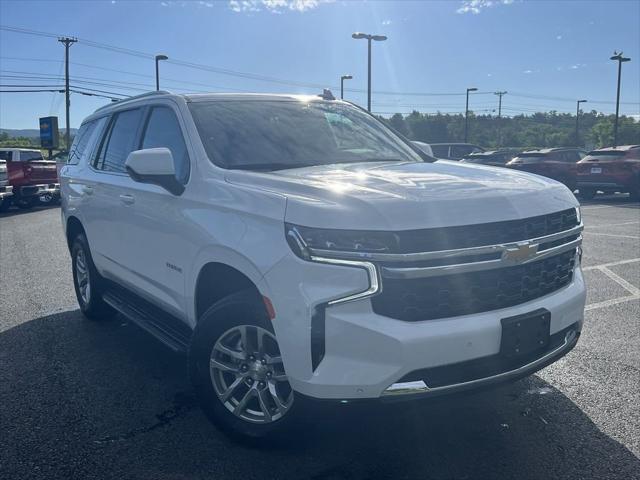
[
  {"left": 0, "top": 148, "right": 60, "bottom": 209},
  {"left": 577, "top": 145, "right": 640, "bottom": 200},
  {"left": 506, "top": 148, "right": 586, "bottom": 191}
]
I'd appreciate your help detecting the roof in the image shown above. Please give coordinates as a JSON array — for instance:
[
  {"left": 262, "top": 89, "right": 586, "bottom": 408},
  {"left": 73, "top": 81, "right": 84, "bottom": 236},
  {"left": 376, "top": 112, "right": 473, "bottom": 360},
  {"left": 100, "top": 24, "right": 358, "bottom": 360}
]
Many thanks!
[
  {"left": 591, "top": 145, "right": 640, "bottom": 152},
  {"left": 521, "top": 147, "right": 580, "bottom": 154}
]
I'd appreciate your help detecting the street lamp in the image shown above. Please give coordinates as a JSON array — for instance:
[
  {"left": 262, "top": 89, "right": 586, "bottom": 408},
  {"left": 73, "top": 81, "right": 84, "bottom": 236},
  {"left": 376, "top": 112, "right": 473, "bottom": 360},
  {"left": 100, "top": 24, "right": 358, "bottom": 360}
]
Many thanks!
[
  {"left": 340, "top": 75, "right": 353, "bottom": 100},
  {"left": 155, "top": 54, "right": 168, "bottom": 91},
  {"left": 610, "top": 51, "right": 631, "bottom": 147},
  {"left": 464, "top": 87, "right": 478, "bottom": 143},
  {"left": 352, "top": 32, "right": 387, "bottom": 112},
  {"left": 575, "top": 99, "right": 587, "bottom": 147}
]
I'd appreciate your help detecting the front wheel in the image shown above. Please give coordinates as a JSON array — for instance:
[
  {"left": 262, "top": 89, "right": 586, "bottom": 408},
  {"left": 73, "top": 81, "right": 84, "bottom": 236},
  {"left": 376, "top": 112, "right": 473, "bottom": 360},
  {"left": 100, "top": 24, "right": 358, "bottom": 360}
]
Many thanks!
[{"left": 189, "top": 290, "right": 300, "bottom": 442}]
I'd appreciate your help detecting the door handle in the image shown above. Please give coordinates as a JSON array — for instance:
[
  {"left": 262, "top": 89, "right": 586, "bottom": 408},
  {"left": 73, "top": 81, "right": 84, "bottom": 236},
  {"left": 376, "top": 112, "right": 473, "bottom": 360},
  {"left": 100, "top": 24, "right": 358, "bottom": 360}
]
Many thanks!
[
  {"left": 83, "top": 185, "right": 94, "bottom": 195},
  {"left": 119, "top": 194, "right": 135, "bottom": 205}
]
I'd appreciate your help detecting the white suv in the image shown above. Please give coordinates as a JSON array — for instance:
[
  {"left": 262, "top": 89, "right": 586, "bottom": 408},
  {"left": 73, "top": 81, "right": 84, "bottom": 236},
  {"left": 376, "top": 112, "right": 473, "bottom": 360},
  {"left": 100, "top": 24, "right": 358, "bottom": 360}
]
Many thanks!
[{"left": 60, "top": 91, "right": 585, "bottom": 440}]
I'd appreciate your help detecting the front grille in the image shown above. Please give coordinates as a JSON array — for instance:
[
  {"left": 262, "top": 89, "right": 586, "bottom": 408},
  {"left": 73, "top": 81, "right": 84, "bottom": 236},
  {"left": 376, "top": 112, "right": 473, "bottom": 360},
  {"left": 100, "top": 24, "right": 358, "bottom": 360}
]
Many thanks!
[
  {"left": 393, "top": 208, "right": 578, "bottom": 253},
  {"left": 372, "top": 250, "right": 576, "bottom": 321}
]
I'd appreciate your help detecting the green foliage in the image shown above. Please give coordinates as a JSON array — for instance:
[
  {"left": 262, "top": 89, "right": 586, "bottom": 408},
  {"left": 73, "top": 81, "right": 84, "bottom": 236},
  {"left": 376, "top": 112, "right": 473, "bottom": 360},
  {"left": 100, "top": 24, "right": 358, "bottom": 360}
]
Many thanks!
[{"left": 379, "top": 110, "right": 640, "bottom": 149}]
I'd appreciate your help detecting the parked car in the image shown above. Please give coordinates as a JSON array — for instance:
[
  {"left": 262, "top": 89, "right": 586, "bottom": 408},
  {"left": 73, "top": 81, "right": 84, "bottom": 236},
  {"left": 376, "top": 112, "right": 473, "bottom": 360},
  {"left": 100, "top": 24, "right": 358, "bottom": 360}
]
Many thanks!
[
  {"left": 577, "top": 145, "right": 640, "bottom": 200},
  {"left": 61, "top": 91, "right": 585, "bottom": 441},
  {"left": 0, "top": 159, "right": 14, "bottom": 212},
  {"left": 506, "top": 148, "right": 586, "bottom": 191},
  {"left": 460, "top": 149, "right": 518, "bottom": 167},
  {"left": 411, "top": 141, "right": 434, "bottom": 157},
  {"left": 430, "top": 143, "right": 485, "bottom": 160},
  {"left": 0, "top": 148, "right": 60, "bottom": 209}
]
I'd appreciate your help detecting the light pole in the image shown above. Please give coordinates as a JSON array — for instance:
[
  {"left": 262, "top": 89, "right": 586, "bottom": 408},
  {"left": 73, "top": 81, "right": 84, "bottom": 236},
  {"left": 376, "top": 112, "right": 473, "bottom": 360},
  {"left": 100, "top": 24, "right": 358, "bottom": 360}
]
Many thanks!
[
  {"left": 155, "top": 54, "right": 168, "bottom": 91},
  {"left": 610, "top": 51, "right": 630, "bottom": 147},
  {"left": 575, "top": 99, "right": 587, "bottom": 147},
  {"left": 340, "top": 75, "right": 353, "bottom": 100},
  {"left": 352, "top": 32, "right": 387, "bottom": 112},
  {"left": 465, "top": 87, "right": 478, "bottom": 143}
]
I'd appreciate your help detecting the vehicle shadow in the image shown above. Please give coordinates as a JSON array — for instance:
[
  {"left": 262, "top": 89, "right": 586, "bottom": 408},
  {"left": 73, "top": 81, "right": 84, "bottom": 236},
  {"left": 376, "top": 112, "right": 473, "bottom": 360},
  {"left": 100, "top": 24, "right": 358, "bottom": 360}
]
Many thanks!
[
  {"left": 1, "top": 310, "right": 638, "bottom": 480},
  {"left": 0, "top": 203, "right": 59, "bottom": 218}
]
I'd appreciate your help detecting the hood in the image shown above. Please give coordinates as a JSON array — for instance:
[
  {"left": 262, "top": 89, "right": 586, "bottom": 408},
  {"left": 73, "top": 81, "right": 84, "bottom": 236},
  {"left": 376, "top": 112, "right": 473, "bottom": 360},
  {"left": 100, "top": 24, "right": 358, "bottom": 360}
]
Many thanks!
[{"left": 225, "top": 161, "right": 578, "bottom": 230}]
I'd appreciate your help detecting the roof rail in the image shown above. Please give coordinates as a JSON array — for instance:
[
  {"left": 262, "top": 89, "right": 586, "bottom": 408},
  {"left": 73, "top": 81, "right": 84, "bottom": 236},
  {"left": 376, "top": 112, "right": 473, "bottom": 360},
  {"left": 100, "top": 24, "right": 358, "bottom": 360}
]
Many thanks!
[{"left": 95, "top": 90, "right": 172, "bottom": 112}]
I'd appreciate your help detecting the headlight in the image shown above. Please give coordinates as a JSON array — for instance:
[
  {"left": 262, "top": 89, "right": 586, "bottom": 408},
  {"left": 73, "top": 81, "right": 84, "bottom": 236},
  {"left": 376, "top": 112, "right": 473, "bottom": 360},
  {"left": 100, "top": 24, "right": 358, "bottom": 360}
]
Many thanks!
[
  {"left": 285, "top": 223, "right": 398, "bottom": 259},
  {"left": 575, "top": 206, "right": 581, "bottom": 225}
]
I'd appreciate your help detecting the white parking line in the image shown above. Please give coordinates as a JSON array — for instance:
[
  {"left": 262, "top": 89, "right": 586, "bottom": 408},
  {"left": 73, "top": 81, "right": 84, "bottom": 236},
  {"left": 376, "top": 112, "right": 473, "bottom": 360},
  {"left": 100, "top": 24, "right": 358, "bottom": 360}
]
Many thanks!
[
  {"left": 581, "top": 203, "right": 640, "bottom": 210},
  {"left": 598, "top": 266, "right": 640, "bottom": 296},
  {"left": 583, "top": 258, "right": 640, "bottom": 271},
  {"left": 585, "top": 295, "right": 640, "bottom": 311},
  {"left": 586, "top": 221, "right": 640, "bottom": 229},
  {"left": 583, "top": 232, "right": 640, "bottom": 240}
]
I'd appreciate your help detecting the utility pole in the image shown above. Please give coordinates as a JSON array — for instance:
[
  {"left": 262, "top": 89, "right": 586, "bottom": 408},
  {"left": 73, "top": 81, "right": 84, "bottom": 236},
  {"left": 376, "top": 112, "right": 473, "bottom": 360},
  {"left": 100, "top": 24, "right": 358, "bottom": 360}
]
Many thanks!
[
  {"left": 610, "top": 51, "right": 631, "bottom": 147},
  {"left": 494, "top": 91, "right": 507, "bottom": 147},
  {"left": 58, "top": 37, "right": 77, "bottom": 151},
  {"left": 575, "top": 99, "right": 587, "bottom": 147},
  {"left": 340, "top": 75, "right": 353, "bottom": 100}
]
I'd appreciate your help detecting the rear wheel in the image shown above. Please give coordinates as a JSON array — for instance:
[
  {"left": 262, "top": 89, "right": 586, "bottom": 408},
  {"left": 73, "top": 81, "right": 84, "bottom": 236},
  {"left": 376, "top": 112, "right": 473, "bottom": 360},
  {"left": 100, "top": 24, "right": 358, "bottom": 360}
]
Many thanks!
[
  {"left": 579, "top": 188, "right": 596, "bottom": 200},
  {"left": 0, "top": 197, "right": 10, "bottom": 212},
  {"left": 71, "top": 234, "right": 115, "bottom": 321},
  {"left": 16, "top": 196, "right": 36, "bottom": 209},
  {"left": 189, "top": 290, "right": 300, "bottom": 442}
]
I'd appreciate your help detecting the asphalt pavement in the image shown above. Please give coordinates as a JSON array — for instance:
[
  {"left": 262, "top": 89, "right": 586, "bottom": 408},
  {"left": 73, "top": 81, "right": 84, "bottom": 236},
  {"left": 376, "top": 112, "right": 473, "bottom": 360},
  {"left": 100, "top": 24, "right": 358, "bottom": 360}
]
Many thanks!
[{"left": 1, "top": 197, "right": 639, "bottom": 480}]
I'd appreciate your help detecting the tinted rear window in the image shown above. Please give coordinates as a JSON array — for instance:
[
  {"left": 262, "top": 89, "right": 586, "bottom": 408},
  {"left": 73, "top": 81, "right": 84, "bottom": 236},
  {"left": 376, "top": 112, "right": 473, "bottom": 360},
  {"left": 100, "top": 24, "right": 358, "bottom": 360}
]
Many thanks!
[
  {"left": 19, "top": 151, "right": 44, "bottom": 161},
  {"left": 584, "top": 151, "right": 636, "bottom": 161},
  {"left": 0, "top": 151, "right": 11, "bottom": 161}
]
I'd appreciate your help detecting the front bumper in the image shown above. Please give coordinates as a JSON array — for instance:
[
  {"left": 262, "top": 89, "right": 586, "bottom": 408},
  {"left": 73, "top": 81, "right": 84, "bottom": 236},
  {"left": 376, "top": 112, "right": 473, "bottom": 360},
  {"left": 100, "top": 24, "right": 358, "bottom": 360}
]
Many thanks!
[
  {"left": 264, "top": 252, "right": 586, "bottom": 401},
  {"left": 0, "top": 185, "right": 13, "bottom": 198},
  {"left": 19, "top": 183, "right": 60, "bottom": 197}
]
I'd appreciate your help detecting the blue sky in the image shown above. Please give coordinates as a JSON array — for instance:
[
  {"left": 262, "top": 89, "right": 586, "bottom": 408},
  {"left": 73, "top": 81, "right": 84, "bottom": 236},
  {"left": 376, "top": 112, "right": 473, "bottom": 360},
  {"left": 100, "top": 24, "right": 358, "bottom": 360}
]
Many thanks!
[{"left": 1, "top": 0, "right": 639, "bottom": 129}]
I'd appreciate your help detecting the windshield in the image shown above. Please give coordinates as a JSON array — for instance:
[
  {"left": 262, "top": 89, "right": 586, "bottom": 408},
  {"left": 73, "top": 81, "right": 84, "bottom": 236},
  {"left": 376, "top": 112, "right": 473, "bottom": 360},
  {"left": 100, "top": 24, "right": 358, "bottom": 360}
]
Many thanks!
[{"left": 189, "top": 100, "right": 422, "bottom": 170}]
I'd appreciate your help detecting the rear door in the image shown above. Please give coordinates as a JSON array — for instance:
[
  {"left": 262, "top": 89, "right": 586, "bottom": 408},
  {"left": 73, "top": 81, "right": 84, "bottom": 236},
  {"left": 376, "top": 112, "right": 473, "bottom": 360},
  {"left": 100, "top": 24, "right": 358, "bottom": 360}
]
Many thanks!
[{"left": 85, "top": 108, "right": 144, "bottom": 282}]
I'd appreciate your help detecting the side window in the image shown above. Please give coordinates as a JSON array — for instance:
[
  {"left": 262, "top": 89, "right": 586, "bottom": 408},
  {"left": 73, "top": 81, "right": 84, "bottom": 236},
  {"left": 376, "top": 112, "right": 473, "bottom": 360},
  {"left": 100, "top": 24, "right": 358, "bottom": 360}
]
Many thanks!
[
  {"left": 95, "top": 109, "right": 142, "bottom": 173},
  {"left": 450, "top": 145, "right": 472, "bottom": 159},
  {"left": 431, "top": 145, "right": 448, "bottom": 158},
  {"left": 68, "top": 121, "right": 97, "bottom": 165},
  {"left": 140, "top": 107, "right": 190, "bottom": 184},
  {"left": 0, "top": 151, "right": 11, "bottom": 161}
]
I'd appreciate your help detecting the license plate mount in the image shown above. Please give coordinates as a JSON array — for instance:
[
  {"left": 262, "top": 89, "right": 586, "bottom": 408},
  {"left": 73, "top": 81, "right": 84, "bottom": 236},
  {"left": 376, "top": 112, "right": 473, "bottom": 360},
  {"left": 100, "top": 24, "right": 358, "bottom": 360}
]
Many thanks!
[
  {"left": 591, "top": 167, "right": 602, "bottom": 174},
  {"left": 500, "top": 309, "right": 550, "bottom": 359}
]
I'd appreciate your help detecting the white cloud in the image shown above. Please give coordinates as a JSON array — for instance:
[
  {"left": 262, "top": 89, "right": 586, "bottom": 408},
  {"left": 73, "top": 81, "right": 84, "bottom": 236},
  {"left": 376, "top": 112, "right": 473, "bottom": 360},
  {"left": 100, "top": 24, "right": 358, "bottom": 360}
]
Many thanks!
[
  {"left": 556, "top": 35, "right": 562, "bottom": 40},
  {"left": 382, "top": 19, "right": 392, "bottom": 25},
  {"left": 523, "top": 69, "right": 533, "bottom": 74},
  {"left": 456, "top": 0, "right": 513, "bottom": 15},
  {"left": 199, "top": 1, "right": 214, "bottom": 6},
  {"left": 229, "top": 0, "right": 333, "bottom": 13}
]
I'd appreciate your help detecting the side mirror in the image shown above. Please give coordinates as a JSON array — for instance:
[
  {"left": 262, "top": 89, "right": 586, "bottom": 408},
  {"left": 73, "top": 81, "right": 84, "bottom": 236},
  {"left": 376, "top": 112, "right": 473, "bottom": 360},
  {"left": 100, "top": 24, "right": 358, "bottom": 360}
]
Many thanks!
[{"left": 125, "top": 148, "right": 184, "bottom": 195}]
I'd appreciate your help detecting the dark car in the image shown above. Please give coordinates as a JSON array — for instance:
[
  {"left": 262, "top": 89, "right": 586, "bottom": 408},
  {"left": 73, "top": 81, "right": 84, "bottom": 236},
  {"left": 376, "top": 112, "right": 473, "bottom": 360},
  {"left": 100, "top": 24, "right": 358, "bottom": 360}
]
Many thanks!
[
  {"left": 506, "top": 148, "right": 586, "bottom": 191},
  {"left": 576, "top": 145, "right": 640, "bottom": 200},
  {"left": 430, "top": 143, "right": 485, "bottom": 160},
  {"left": 460, "top": 150, "right": 518, "bottom": 167}
]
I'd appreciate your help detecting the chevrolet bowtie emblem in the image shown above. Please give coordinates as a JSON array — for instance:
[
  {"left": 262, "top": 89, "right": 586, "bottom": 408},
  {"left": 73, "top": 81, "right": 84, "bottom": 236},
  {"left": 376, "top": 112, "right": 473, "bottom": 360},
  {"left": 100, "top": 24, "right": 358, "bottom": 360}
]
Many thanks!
[{"left": 502, "top": 242, "right": 539, "bottom": 264}]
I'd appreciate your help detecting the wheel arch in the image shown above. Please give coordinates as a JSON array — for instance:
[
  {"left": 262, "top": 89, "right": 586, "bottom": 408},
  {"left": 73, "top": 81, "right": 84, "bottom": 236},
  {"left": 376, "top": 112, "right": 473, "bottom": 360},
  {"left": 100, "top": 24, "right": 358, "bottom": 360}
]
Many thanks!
[
  {"left": 66, "top": 215, "right": 86, "bottom": 252},
  {"left": 193, "top": 261, "right": 263, "bottom": 323}
]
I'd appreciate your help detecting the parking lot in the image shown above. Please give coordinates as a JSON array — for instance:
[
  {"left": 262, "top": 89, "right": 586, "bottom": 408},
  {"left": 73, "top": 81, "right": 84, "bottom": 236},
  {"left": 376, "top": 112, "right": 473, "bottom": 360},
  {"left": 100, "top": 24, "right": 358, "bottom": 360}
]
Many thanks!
[{"left": 0, "top": 197, "right": 638, "bottom": 480}]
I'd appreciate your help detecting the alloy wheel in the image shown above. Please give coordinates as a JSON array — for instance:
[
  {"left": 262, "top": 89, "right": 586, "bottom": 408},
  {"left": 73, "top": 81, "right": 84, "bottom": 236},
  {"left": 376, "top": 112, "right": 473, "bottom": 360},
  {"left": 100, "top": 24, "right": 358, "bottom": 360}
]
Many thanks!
[
  {"left": 209, "top": 325, "right": 293, "bottom": 424},
  {"left": 75, "top": 248, "right": 91, "bottom": 305}
]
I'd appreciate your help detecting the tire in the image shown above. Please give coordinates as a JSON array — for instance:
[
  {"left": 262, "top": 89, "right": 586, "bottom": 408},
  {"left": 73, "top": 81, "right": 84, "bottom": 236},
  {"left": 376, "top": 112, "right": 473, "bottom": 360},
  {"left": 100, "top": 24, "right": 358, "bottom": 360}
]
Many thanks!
[
  {"left": 71, "top": 233, "right": 116, "bottom": 321},
  {"left": 579, "top": 188, "right": 596, "bottom": 200},
  {"left": 16, "top": 197, "right": 35, "bottom": 209},
  {"left": 0, "top": 198, "right": 10, "bottom": 212},
  {"left": 189, "top": 290, "right": 302, "bottom": 442}
]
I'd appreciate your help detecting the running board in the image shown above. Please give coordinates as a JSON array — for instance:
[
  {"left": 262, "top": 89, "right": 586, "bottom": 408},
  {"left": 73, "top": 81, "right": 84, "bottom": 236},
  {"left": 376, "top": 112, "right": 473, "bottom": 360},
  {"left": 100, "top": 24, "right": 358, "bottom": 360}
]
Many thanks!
[{"left": 102, "top": 286, "right": 192, "bottom": 354}]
